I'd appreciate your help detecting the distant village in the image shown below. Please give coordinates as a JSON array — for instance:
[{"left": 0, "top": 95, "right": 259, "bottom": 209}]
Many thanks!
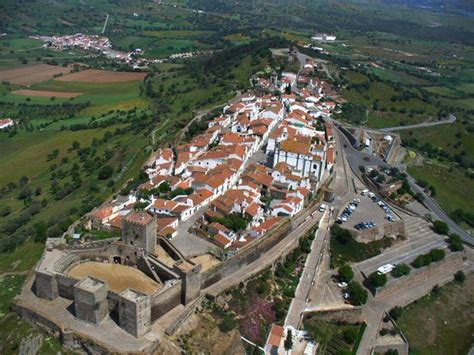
[
  {"left": 31, "top": 33, "right": 148, "bottom": 69},
  {"left": 30, "top": 33, "right": 215, "bottom": 68},
  {"left": 88, "top": 58, "right": 337, "bottom": 253}
]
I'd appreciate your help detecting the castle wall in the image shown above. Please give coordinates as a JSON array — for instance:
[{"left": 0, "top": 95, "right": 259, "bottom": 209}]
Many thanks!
[
  {"left": 201, "top": 220, "right": 291, "bottom": 288},
  {"left": 150, "top": 281, "right": 182, "bottom": 321}
]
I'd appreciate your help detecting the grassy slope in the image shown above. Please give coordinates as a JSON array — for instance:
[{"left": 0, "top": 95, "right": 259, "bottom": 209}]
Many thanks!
[
  {"left": 407, "top": 163, "right": 474, "bottom": 216},
  {"left": 397, "top": 275, "right": 474, "bottom": 355}
]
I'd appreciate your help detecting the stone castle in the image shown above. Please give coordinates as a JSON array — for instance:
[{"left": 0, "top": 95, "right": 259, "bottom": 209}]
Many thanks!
[{"left": 14, "top": 211, "right": 203, "bottom": 352}]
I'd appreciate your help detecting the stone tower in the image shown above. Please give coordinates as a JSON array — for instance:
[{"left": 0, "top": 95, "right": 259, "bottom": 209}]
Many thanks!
[
  {"left": 176, "top": 261, "right": 202, "bottom": 305},
  {"left": 118, "top": 288, "right": 151, "bottom": 338},
  {"left": 73, "top": 277, "right": 108, "bottom": 325},
  {"left": 122, "top": 211, "right": 156, "bottom": 253}
]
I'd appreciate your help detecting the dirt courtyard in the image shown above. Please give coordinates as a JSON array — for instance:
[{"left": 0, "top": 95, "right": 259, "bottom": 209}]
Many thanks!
[
  {"left": 190, "top": 254, "right": 221, "bottom": 272},
  {"left": 69, "top": 261, "right": 160, "bottom": 294},
  {"left": 55, "top": 69, "right": 146, "bottom": 83},
  {"left": 12, "top": 89, "right": 82, "bottom": 98}
]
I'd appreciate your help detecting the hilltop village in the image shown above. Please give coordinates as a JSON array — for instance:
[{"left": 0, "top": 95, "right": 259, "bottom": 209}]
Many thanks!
[
  {"left": 13, "top": 57, "right": 342, "bottom": 352},
  {"left": 89, "top": 62, "right": 336, "bottom": 252}
]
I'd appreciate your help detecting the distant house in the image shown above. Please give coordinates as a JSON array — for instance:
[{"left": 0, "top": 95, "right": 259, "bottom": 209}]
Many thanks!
[{"left": 0, "top": 118, "right": 14, "bottom": 130}]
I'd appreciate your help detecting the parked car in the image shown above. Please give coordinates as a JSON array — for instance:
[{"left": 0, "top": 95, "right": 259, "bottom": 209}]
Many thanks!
[
  {"left": 343, "top": 292, "right": 350, "bottom": 300},
  {"left": 337, "top": 282, "right": 348, "bottom": 288}
]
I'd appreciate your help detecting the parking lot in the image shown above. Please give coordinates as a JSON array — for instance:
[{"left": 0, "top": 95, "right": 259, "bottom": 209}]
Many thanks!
[{"left": 336, "top": 191, "right": 400, "bottom": 234}]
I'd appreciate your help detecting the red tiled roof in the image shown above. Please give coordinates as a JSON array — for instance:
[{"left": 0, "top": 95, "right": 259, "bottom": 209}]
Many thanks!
[
  {"left": 267, "top": 324, "right": 284, "bottom": 347},
  {"left": 124, "top": 211, "right": 154, "bottom": 226}
]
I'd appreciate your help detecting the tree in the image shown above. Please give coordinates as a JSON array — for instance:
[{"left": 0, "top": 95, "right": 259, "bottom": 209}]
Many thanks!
[
  {"left": 448, "top": 234, "right": 464, "bottom": 252},
  {"left": 348, "top": 281, "right": 368, "bottom": 305},
  {"left": 368, "top": 271, "right": 387, "bottom": 288},
  {"left": 35, "top": 186, "right": 42, "bottom": 196},
  {"left": 454, "top": 270, "right": 465, "bottom": 283},
  {"left": 219, "top": 314, "right": 236, "bottom": 332},
  {"left": 433, "top": 220, "right": 449, "bottom": 235},
  {"left": 18, "top": 186, "right": 32, "bottom": 200},
  {"left": 338, "top": 264, "right": 354, "bottom": 283},
  {"left": 98, "top": 165, "right": 114, "bottom": 180},
  {"left": 284, "top": 329, "right": 293, "bottom": 351},
  {"left": 391, "top": 264, "right": 410, "bottom": 278}
]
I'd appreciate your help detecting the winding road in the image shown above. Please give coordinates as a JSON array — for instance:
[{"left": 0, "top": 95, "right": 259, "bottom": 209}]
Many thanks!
[{"left": 380, "top": 114, "right": 456, "bottom": 132}]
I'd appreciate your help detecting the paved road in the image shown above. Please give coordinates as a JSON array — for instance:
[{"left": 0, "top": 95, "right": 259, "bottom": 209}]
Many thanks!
[{"left": 380, "top": 114, "right": 456, "bottom": 132}]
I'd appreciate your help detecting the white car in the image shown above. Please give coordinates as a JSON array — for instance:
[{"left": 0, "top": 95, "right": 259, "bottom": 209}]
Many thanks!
[
  {"left": 319, "top": 203, "right": 327, "bottom": 212},
  {"left": 343, "top": 292, "right": 350, "bottom": 300},
  {"left": 337, "top": 282, "right": 348, "bottom": 288}
]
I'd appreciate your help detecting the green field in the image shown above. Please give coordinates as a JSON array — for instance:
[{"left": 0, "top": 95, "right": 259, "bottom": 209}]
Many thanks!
[
  {"left": 407, "top": 163, "right": 474, "bottom": 216},
  {"left": 397, "top": 276, "right": 474, "bottom": 355}
]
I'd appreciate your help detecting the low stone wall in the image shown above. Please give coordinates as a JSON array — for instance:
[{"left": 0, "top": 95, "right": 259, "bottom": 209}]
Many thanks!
[
  {"left": 303, "top": 307, "right": 364, "bottom": 324},
  {"left": 355, "top": 220, "right": 405, "bottom": 243},
  {"left": 375, "top": 252, "right": 465, "bottom": 299},
  {"left": 201, "top": 220, "right": 292, "bottom": 289},
  {"left": 151, "top": 281, "right": 182, "bottom": 321},
  {"left": 373, "top": 343, "right": 409, "bottom": 355},
  {"left": 12, "top": 303, "right": 62, "bottom": 336}
]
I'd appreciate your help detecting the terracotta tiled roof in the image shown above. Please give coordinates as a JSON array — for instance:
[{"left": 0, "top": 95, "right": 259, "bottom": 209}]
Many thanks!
[
  {"left": 124, "top": 211, "right": 154, "bottom": 226},
  {"left": 214, "top": 234, "right": 232, "bottom": 248},
  {"left": 280, "top": 140, "right": 311, "bottom": 155},
  {"left": 267, "top": 324, "right": 284, "bottom": 347}
]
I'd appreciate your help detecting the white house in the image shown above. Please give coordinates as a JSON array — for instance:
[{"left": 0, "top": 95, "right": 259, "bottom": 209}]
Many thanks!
[{"left": 0, "top": 118, "right": 14, "bottom": 130}]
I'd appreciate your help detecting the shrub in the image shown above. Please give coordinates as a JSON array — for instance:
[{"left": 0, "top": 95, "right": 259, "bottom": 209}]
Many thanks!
[
  {"left": 454, "top": 270, "right": 465, "bottom": 283},
  {"left": 348, "top": 281, "right": 368, "bottom": 305},
  {"left": 338, "top": 264, "right": 354, "bottom": 283},
  {"left": 368, "top": 271, "right": 387, "bottom": 288},
  {"left": 433, "top": 220, "right": 449, "bottom": 235},
  {"left": 0, "top": 206, "right": 12, "bottom": 216},
  {"left": 98, "top": 165, "right": 114, "bottom": 180},
  {"left": 389, "top": 306, "right": 403, "bottom": 320},
  {"left": 391, "top": 264, "right": 410, "bottom": 278},
  {"left": 429, "top": 248, "right": 445, "bottom": 262},
  {"left": 448, "top": 234, "right": 464, "bottom": 252},
  {"left": 219, "top": 314, "right": 236, "bottom": 332},
  {"left": 342, "top": 328, "right": 359, "bottom": 344}
]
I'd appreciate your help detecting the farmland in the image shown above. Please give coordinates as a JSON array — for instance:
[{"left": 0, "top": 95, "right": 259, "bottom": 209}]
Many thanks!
[
  {"left": 0, "top": 64, "right": 75, "bottom": 86},
  {"left": 55, "top": 69, "right": 147, "bottom": 83}
]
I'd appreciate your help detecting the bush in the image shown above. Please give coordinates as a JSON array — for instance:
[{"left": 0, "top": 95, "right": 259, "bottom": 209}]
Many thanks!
[
  {"left": 448, "top": 234, "right": 464, "bottom": 252},
  {"left": 338, "top": 264, "right": 354, "bottom": 283},
  {"left": 391, "top": 264, "right": 410, "bottom": 278},
  {"left": 0, "top": 206, "right": 12, "bottom": 216},
  {"left": 331, "top": 224, "right": 353, "bottom": 244},
  {"left": 368, "top": 271, "right": 387, "bottom": 288},
  {"left": 342, "top": 328, "right": 359, "bottom": 344},
  {"left": 389, "top": 306, "right": 403, "bottom": 320},
  {"left": 429, "top": 248, "right": 445, "bottom": 262},
  {"left": 412, "top": 248, "right": 445, "bottom": 268},
  {"left": 219, "top": 314, "right": 236, "bottom": 332},
  {"left": 454, "top": 270, "right": 465, "bottom": 283},
  {"left": 348, "top": 281, "right": 368, "bottom": 305},
  {"left": 98, "top": 165, "right": 114, "bottom": 180},
  {"left": 433, "top": 220, "right": 449, "bottom": 235}
]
